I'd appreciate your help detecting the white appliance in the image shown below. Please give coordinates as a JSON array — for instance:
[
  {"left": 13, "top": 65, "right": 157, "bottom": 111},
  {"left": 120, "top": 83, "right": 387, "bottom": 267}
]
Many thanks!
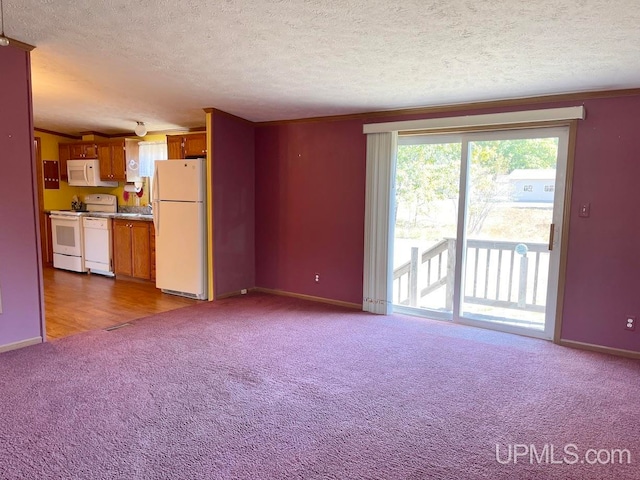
[
  {"left": 82, "top": 194, "right": 118, "bottom": 276},
  {"left": 153, "top": 159, "right": 207, "bottom": 300},
  {"left": 50, "top": 194, "right": 117, "bottom": 274},
  {"left": 67, "top": 159, "right": 118, "bottom": 187},
  {"left": 50, "top": 210, "right": 87, "bottom": 272}
]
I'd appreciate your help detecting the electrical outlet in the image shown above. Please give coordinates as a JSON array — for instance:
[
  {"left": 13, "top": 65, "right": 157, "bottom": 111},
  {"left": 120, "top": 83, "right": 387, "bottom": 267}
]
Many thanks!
[
  {"left": 240, "top": 289, "right": 247, "bottom": 295},
  {"left": 625, "top": 316, "right": 636, "bottom": 331},
  {"left": 314, "top": 273, "right": 320, "bottom": 283}
]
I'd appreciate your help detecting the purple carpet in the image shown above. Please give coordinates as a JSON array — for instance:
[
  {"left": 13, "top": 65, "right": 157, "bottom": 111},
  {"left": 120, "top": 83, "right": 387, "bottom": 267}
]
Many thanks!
[{"left": 1, "top": 293, "right": 638, "bottom": 479}]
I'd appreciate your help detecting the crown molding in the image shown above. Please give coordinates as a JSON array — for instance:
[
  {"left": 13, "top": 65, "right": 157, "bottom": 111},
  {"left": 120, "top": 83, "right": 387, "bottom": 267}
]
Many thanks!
[
  {"left": 256, "top": 88, "right": 640, "bottom": 127},
  {"left": 203, "top": 107, "right": 253, "bottom": 125},
  {"left": 2, "top": 37, "right": 35, "bottom": 52},
  {"left": 33, "top": 128, "right": 81, "bottom": 140}
]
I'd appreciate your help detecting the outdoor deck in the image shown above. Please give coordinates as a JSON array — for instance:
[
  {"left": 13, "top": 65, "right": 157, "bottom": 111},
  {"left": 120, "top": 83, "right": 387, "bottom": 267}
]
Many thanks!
[{"left": 393, "top": 238, "right": 549, "bottom": 327}]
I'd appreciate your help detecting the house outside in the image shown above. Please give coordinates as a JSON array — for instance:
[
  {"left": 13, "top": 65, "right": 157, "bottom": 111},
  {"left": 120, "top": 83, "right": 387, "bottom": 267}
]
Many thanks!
[{"left": 507, "top": 169, "right": 556, "bottom": 202}]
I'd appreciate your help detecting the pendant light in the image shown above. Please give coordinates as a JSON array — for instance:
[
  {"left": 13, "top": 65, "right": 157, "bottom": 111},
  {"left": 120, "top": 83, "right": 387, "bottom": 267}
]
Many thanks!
[
  {"left": 0, "top": 0, "right": 9, "bottom": 47},
  {"left": 134, "top": 121, "right": 147, "bottom": 137}
]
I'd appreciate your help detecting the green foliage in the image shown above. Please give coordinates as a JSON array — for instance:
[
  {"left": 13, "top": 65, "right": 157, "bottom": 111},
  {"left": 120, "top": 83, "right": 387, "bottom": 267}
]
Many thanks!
[
  {"left": 471, "top": 137, "right": 559, "bottom": 173},
  {"left": 395, "top": 136, "right": 559, "bottom": 235}
]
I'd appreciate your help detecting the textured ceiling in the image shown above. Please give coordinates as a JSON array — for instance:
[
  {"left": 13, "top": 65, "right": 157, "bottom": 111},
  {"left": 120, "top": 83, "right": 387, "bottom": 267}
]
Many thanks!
[{"left": 4, "top": 0, "right": 640, "bottom": 135}]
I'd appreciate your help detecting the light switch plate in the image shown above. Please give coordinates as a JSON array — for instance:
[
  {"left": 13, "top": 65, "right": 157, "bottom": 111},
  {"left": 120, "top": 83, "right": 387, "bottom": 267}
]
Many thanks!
[{"left": 579, "top": 203, "right": 590, "bottom": 218}]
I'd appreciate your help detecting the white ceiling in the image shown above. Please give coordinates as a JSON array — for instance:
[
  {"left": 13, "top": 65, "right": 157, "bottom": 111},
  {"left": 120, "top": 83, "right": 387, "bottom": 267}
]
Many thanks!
[{"left": 5, "top": 0, "right": 640, "bottom": 136}]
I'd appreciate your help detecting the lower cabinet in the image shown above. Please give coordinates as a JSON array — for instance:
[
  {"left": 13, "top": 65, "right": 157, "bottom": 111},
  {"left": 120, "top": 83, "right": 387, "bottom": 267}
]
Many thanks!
[
  {"left": 113, "top": 219, "right": 156, "bottom": 281},
  {"left": 43, "top": 213, "right": 54, "bottom": 266}
]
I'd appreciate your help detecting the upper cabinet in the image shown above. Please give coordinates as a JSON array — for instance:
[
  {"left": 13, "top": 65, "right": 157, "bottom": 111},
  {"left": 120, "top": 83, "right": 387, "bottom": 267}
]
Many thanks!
[
  {"left": 166, "top": 133, "right": 207, "bottom": 159},
  {"left": 58, "top": 144, "right": 71, "bottom": 181},
  {"left": 69, "top": 142, "right": 98, "bottom": 159},
  {"left": 97, "top": 139, "right": 138, "bottom": 182},
  {"left": 184, "top": 133, "right": 207, "bottom": 157},
  {"left": 167, "top": 135, "right": 183, "bottom": 160}
]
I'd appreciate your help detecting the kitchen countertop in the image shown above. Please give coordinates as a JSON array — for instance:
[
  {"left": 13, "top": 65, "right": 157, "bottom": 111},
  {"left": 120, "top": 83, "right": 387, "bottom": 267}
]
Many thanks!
[
  {"left": 91, "top": 212, "right": 154, "bottom": 222},
  {"left": 45, "top": 211, "right": 154, "bottom": 222}
]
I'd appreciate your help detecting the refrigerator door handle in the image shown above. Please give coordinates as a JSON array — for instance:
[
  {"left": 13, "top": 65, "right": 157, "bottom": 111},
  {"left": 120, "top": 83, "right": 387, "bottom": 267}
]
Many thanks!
[
  {"left": 153, "top": 202, "right": 160, "bottom": 236},
  {"left": 152, "top": 164, "right": 160, "bottom": 202},
  {"left": 152, "top": 165, "right": 160, "bottom": 236}
]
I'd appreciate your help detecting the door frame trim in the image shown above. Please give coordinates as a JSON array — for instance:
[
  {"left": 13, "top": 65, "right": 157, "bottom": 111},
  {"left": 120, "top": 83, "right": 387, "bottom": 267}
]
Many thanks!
[{"left": 552, "top": 120, "right": 578, "bottom": 343}]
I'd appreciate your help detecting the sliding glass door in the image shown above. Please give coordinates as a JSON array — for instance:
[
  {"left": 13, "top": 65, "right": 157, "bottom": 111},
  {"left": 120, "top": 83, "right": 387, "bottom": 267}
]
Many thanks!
[
  {"left": 391, "top": 136, "right": 461, "bottom": 319},
  {"left": 392, "top": 127, "right": 569, "bottom": 339}
]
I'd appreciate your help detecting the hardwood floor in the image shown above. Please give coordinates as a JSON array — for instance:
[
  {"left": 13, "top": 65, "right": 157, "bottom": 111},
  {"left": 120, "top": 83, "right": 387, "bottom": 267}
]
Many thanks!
[{"left": 43, "top": 267, "right": 198, "bottom": 340}]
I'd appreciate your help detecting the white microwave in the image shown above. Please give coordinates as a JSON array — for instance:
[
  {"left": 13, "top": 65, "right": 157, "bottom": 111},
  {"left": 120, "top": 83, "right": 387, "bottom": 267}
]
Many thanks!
[{"left": 67, "top": 159, "right": 118, "bottom": 187}]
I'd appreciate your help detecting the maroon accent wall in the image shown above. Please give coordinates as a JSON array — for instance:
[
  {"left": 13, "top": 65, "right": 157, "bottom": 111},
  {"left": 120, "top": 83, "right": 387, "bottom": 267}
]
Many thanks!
[
  {"left": 0, "top": 46, "right": 43, "bottom": 347},
  {"left": 561, "top": 95, "right": 640, "bottom": 351},
  {"left": 255, "top": 120, "right": 366, "bottom": 304},
  {"left": 212, "top": 112, "right": 256, "bottom": 297},
  {"left": 255, "top": 95, "right": 640, "bottom": 353}
]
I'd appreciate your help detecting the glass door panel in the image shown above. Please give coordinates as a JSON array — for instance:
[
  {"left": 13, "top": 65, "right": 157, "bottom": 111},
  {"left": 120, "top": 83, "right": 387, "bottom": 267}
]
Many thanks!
[
  {"left": 460, "top": 133, "right": 560, "bottom": 330},
  {"left": 392, "top": 136, "right": 461, "bottom": 317}
]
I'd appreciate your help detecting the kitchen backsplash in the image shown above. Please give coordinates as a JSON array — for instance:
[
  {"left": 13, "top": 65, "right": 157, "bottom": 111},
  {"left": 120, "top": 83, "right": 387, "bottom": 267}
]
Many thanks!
[{"left": 119, "top": 205, "right": 152, "bottom": 214}]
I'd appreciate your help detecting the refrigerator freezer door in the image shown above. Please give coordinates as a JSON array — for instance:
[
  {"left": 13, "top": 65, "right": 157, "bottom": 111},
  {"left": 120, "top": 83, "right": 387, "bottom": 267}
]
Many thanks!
[
  {"left": 156, "top": 200, "right": 206, "bottom": 299},
  {"left": 155, "top": 159, "right": 205, "bottom": 202}
]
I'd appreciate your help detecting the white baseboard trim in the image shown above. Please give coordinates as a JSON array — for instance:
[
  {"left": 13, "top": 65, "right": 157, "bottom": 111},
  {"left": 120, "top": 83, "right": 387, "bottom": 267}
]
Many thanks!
[
  {"left": 0, "top": 336, "right": 43, "bottom": 354},
  {"left": 559, "top": 339, "right": 640, "bottom": 359},
  {"left": 253, "top": 287, "right": 361, "bottom": 310}
]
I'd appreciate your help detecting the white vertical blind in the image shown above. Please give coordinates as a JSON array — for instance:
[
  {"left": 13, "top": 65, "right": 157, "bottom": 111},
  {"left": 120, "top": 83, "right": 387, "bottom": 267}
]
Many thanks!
[
  {"left": 362, "top": 132, "right": 397, "bottom": 314},
  {"left": 138, "top": 141, "right": 168, "bottom": 178}
]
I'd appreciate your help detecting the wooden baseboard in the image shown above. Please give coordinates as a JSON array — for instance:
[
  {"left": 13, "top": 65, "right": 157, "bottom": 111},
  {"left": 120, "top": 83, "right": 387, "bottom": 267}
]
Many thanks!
[
  {"left": 559, "top": 339, "right": 640, "bottom": 360},
  {"left": 253, "top": 287, "right": 361, "bottom": 310},
  {"left": 0, "top": 337, "right": 43, "bottom": 354}
]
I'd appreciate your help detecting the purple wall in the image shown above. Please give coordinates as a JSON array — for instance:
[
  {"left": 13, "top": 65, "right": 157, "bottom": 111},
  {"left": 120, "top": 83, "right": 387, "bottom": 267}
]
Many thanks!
[
  {"left": 0, "top": 46, "right": 43, "bottom": 347},
  {"left": 255, "top": 120, "right": 366, "bottom": 305},
  {"left": 212, "top": 111, "right": 256, "bottom": 297},
  {"left": 255, "top": 95, "right": 640, "bottom": 353},
  {"left": 562, "top": 95, "right": 640, "bottom": 352}
]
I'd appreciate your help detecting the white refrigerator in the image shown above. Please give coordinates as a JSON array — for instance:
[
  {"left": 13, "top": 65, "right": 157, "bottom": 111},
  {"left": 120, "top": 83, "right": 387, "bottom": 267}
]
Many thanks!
[{"left": 153, "top": 159, "right": 207, "bottom": 300}]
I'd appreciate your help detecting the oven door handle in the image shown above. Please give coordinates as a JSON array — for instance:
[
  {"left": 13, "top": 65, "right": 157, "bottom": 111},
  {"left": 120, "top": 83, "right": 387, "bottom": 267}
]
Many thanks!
[{"left": 50, "top": 214, "right": 81, "bottom": 221}]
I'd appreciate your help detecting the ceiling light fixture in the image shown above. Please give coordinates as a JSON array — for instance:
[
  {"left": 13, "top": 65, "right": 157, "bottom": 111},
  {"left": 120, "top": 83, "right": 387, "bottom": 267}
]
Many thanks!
[
  {"left": 134, "top": 121, "right": 147, "bottom": 137},
  {"left": 0, "top": 0, "right": 9, "bottom": 47}
]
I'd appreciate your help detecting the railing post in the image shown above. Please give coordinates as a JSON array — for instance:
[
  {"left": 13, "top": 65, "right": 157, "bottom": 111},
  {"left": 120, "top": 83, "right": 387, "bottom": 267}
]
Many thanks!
[
  {"left": 518, "top": 253, "right": 528, "bottom": 308},
  {"left": 445, "top": 238, "right": 455, "bottom": 311},
  {"left": 410, "top": 247, "right": 418, "bottom": 307}
]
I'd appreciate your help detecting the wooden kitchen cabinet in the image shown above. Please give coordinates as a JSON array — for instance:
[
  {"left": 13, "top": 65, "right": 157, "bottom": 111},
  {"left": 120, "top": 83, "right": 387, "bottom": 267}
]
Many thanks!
[
  {"left": 43, "top": 213, "right": 54, "bottom": 266},
  {"left": 167, "top": 135, "right": 183, "bottom": 160},
  {"left": 98, "top": 139, "right": 138, "bottom": 181},
  {"left": 166, "top": 132, "right": 207, "bottom": 159},
  {"left": 58, "top": 144, "right": 70, "bottom": 181},
  {"left": 68, "top": 142, "right": 98, "bottom": 159},
  {"left": 184, "top": 133, "right": 207, "bottom": 157},
  {"left": 113, "top": 219, "right": 155, "bottom": 280}
]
